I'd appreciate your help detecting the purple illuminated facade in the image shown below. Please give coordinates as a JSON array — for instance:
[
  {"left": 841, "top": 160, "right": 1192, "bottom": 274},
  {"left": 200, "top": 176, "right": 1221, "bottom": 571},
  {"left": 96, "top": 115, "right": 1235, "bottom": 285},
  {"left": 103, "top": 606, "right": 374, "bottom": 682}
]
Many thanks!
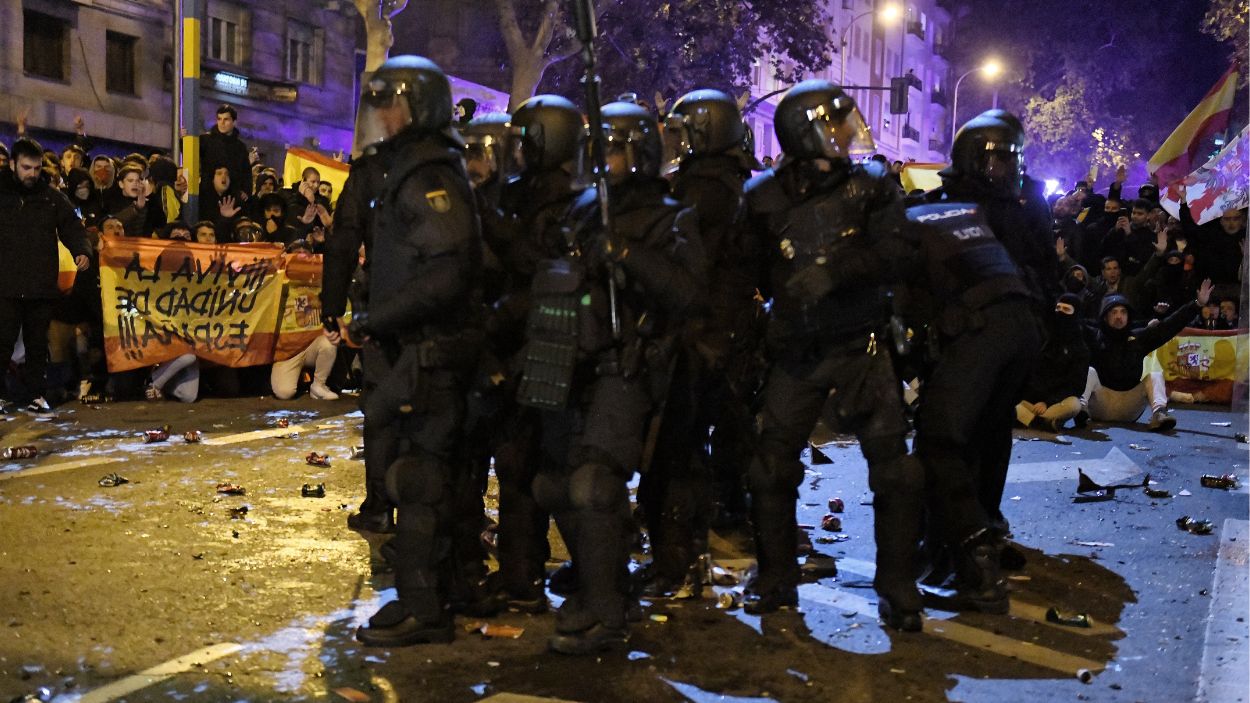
[
  {"left": 748, "top": 0, "right": 953, "bottom": 165},
  {"left": 0, "top": 0, "right": 362, "bottom": 163}
]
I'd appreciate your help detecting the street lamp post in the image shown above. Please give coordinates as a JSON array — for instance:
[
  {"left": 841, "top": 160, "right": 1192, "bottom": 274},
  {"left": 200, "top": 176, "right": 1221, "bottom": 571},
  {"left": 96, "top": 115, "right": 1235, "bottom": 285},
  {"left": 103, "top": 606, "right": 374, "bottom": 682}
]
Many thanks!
[
  {"left": 949, "top": 59, "right": 1002, "bottom": 147},
  {"left": 839, "top": 4, "right": 900, "bottom": 86}
]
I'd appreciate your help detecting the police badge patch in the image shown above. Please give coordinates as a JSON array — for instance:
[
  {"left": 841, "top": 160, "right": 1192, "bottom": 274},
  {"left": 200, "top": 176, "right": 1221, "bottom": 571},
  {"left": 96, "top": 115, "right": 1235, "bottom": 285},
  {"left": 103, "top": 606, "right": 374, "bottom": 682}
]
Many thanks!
[{"left": 425, "top": 189, "right": 451, "bottom": 213}]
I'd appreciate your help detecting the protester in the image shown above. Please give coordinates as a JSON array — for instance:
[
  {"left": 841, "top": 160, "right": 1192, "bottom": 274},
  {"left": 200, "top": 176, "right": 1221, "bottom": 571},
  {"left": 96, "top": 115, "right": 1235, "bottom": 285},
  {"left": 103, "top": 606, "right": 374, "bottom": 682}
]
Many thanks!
[
  {"left": 270, "top": 336, "right": 339, "bottom": 400},
  {"left": 199, "top": 104, "right": 252, "bottom": 208}
]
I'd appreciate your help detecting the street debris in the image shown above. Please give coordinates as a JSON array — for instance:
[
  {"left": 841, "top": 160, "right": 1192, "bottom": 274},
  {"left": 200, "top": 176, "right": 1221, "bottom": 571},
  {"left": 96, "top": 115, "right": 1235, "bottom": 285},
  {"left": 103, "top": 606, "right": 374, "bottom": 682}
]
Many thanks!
[
  {"left": 1236, "top": 432, "right": 1248, "bottom": 443},
  {"left": 1127, "top": 443, "right": 1150, "bottom": 451},
  {"left": 787, "top": 669, "right": 810, "bottom": 683},
  {"left": 1144, "top": 487, "right": 1172, "bottom": 498},
  {"left": 710, "top": 564, "right": 743, "bottom": 586},
  {"left": 183, "top": 430, "right": 203, "bottom": 443},
  {"left": 97, "top": 473, "right": 129, "bottom": 487},
  {"left": 1178, "top": 489, "right": 1193, "bottom": 496},
  {"left": 1077, "top": 669, "right": 1094, "bottom": 684},
  {"left": 1200, "top": 474, "right": 1238, "bottom": 490},
  {"left": 141, "top": 425, "right": 171, "bottom": 443},
  {"left": 827, "top": 497, "right": 844, "bottom": 513},
  {"left": 802, "top": 553, "right": 838, "bottom": 578},
  {"left": 808, "top": 445, "right": 833, "bottom": 465},
  {"left": 1046, "top": 606, "right": 1092, "bottom": 628},
  {"left": 301, "top": 483, "right": 326, "bottom": 498},
  {"left": 1074, "top": 469, "right": 1149, "bottom": 502},
  {"left": 306, "top": 452, "right": 331, "bottom": 467},
  {"left": 1210, "top": 421, "right": 1232, "bottom": 427},
  {"left": 332, "top": 687, "right": 371, "bottom": 703},
  {"left": 276, "top": 418, "right": 290, "bottom": 428},
  {"left": 1176, "top": 516, "right": 1214, "bottom": 535},
  {"left": 815, "top": 534, "right": 850, "bottom": 544},
  {"left": 9, "top": 686, "right": 53, "bottom": 702},
  {"left": 717, "top": 590, "right": 743, "bottom": 610},
  {"left": 649, "top": 614, "right": 669, "bottom": 623},
  {"left": 820, "top": 514, "right": 842, "bottom": 532},
  {"left": 228, "top": 506, "right": 249, "bottom": 519},
  {"left": 350, "top": 445, "right": 366, "bottom": 460},
  {"left": 628, "top": 651, "right": 652, "bottom": 661},
  {"left": 216, "top": 483, "right": 246, "bottom": 496},
  {"left": 2, "top": 446, "right": 38, "bottom": 460},
  {"left": 1070, "top": 541, "right": 1114, "bottom": 548}
]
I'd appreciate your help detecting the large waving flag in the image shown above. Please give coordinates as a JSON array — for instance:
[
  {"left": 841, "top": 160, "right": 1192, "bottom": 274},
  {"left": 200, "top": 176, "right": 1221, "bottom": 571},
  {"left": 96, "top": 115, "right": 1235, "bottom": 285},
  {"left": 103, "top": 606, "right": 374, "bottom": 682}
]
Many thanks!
[
  {"left": 1185, "top": 125, "right": 1249, "bottom": 225},
  {"left": 1148, "top": 64, "right": 1239, "bottom": 185}
]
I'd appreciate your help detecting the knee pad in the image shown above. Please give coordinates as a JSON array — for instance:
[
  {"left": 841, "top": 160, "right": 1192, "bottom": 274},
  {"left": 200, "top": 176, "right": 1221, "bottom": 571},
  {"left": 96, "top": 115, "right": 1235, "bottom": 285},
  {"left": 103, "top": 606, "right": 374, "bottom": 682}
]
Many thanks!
[
  {"left": 385, "top": 453, "right": 448, "bottom": 507},
  {"left": 746, "top": 453, "right": 803, "bottom": 494},
  {"left": 568, "top": 463, "right": 626, "bottom": 512},
  {"left": 531, "top": 471, "right": 570, "bottom": 513}
]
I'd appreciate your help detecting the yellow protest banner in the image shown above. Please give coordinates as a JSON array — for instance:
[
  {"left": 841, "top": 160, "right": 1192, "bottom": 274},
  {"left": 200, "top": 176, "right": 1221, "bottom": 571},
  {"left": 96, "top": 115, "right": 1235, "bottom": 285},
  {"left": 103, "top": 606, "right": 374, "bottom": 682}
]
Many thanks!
[
  {"left": 99, "top": 236, "right": 286, "bottom": 371},
  {"left": 1148, "top": 327, "right": 1248, "bottom": 405}
]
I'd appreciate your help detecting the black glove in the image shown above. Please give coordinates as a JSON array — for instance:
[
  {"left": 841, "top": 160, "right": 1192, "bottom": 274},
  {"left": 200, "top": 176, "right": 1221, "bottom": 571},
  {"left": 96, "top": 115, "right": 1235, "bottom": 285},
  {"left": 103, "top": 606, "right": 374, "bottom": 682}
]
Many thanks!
[
  {"left": 784, "top": 262, "right": 834, "bottom": 301},
  {"left": 347, "top": 311, "right": 371, "bottom": 340},
  {"left": 321, "top": 315, "right": 340, "bottom": 334}
]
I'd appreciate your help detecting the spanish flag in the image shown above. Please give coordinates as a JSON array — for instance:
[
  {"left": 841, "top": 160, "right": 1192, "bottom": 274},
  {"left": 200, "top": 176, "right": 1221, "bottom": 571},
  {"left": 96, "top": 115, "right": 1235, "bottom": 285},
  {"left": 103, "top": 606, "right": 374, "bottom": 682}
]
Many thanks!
[
  {"left": 282, "top": 147, "right": 349, "bottom": 206},
  {"left": 1148, "top": 64, "right": 1240, "bottom": 185}
]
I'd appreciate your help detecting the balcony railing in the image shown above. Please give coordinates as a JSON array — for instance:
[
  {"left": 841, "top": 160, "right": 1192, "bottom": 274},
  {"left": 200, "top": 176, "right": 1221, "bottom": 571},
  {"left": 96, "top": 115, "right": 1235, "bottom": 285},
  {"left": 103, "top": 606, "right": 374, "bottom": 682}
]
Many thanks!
[
  {"left": 933, "top": 39, "right": 949, "bottom": 58},
  {"left": 903, "top": 124, "right": 921, "bottom": 142},
  {"left": 928, "top": 138, "right": 944, "bottom": 153},
  {"left": 907, "top": 21, "right": 925, "bottom": 39},
  {"left": 930, "top": 89, "right": 947, "bottom": 106}
]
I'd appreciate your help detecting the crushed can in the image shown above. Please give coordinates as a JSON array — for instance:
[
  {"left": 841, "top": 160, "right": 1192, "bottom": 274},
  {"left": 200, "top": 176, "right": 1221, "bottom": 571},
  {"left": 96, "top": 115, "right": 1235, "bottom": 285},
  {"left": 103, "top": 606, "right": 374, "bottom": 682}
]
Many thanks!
[
  {"left": 301, "top": 483, "right": 326, "bottom": 498},
  {"left": 350, "top": 445, "right": 365, "bottom": 460},
  {"left": 827, "top": 497, "right": 844, "bottom": 513},
  {"left": 1200, "top": 474, "right": 1238, "bottom": 490},
  {"left": 1176, "top": 515, "right": 1214, "bottom": 535},
  {"left": 183, "top": 430, "right": 203, "bottom": 443},
  {"left": 1045, "top": 606, "right": 1092, "bottom": 628},
  {"left": 820, "top": 514, "right": 842, "bottom": 532},
  {"left": 141, "top": 425, "right": 171, "bottom": 443},
  {"left": 2, "top": 446, "right": 38, "bottom": 460},
  {"left": 716, "top": 591, "right": 743, "bottom": 610},
  {"left": 306, "top": 452, "right": 330, "bottom": 467},
  {"left": 216, "top": 482, "right": 246, "bottom": 496},
  {"left": 276, "top": 418, "right": 290, "bottom": 428}
]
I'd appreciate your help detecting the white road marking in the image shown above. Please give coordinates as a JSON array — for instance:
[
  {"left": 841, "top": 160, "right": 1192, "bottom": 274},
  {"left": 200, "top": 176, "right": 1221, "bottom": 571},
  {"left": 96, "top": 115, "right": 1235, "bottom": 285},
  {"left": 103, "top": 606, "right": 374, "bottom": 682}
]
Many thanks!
[
  {"left": 63, "top": 643, "right": 242, "bottom": 703},
  {"left": 0, "top": 455, "right": 116, "bottom": 482},
  {"left": 1197, "top": 519, "right": 1250, "bottom": 703},
  {"left": 479, "top": 695, "right": 583, "bottom": 703},
  {"left": 1006, "top": 446, "right": 1142, "bottom": 484}
]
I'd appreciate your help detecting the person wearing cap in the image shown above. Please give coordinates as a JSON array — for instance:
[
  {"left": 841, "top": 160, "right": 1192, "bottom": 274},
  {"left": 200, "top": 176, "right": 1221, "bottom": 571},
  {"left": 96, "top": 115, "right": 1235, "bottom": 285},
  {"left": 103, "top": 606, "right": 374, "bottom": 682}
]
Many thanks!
[
  {"left": 1015, "top": 293, "right": 1090, "bottom": 432},
  {"left": 1081, "top": 277, "right": 1213, "bottom": 431}
]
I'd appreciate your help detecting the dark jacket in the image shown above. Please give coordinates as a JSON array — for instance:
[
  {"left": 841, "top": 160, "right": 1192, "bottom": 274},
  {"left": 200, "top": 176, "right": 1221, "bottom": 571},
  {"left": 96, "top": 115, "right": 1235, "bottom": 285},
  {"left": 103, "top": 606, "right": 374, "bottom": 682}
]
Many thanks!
[
  {"left": 322, "top": 150, "right": 387, "bottom": 319},
  {"left": 1023, "top": 308, "right": 1089, "bottom": 403},
  {"left": 198, "top": 126, "right": 252, "bottom": 201},
  {"left": 0, "top": 171, "right": 91, "bottom": 299},
  {"left": 1083, "top": 294, "right": 1198, "bottom": 391}
]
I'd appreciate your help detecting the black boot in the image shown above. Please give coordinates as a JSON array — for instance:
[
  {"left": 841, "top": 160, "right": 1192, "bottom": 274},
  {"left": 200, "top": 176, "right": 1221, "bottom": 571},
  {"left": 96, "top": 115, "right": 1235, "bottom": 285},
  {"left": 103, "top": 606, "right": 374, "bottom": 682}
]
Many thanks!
[
  {"left": 548, "top": 622, "right": 629, "bottom": 655},
  {"left": 745, "top": 487, "right": 800, "bottom": 615},
  {"left": 871, "top": 456, "right": 925, "bottom": 632},
  {"left": 924, "top": 528, "right": 1008, "bottom": 614}
]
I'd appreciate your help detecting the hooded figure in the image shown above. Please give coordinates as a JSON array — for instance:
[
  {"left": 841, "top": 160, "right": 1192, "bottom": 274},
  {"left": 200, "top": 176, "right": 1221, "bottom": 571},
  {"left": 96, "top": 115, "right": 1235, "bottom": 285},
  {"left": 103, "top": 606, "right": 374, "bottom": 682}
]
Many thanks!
[{"left": 1016, "top": 293, "right": 1089, "bottom": 431}]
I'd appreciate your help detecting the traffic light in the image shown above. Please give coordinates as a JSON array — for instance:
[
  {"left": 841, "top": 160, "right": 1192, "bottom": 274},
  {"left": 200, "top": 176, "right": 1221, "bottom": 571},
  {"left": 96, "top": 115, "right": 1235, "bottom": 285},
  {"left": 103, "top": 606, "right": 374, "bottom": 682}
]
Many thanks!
[{"left": 889, "top": 76, "right": 909, "bottom": 114}]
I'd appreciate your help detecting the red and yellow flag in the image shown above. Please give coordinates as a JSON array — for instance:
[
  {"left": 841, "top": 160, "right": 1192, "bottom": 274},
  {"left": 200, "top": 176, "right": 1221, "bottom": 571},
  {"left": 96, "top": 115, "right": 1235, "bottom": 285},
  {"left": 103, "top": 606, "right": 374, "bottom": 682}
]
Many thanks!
[{"left": 1148, "top": 64, "right": 1240, "bottom": 185}]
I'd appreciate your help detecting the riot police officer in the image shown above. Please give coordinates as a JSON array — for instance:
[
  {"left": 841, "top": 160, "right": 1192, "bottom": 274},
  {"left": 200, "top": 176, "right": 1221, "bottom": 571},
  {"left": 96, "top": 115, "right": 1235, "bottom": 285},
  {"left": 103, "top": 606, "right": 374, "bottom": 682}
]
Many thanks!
[
  {"left": 637, "top": 89, "right": 761, "bottom": 599},
  {"left": 523, "top": 101, "right": 705, "bottom": 653},
  {"left": 474, "top": 95, "right": 586, "bottom": 613},
  {"left": 919, "top": 110, "right": 1055, "bottom": 554},
  {"left": 349, "top": 56, "right": 484, "bottom": 647},
  {"left": 741, "top": 81, "right": 925, "bottom": 629}
]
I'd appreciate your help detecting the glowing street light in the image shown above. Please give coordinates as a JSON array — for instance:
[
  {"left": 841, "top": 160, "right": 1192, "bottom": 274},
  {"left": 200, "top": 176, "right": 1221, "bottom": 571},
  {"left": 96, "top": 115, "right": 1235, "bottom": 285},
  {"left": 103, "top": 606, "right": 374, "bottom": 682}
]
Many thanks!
[
  {"left": 950, "top": 58, "right": 1005, "bottom": 147},
  {"left": 840, "top": 3, "right": 901, "bottom": 86}
]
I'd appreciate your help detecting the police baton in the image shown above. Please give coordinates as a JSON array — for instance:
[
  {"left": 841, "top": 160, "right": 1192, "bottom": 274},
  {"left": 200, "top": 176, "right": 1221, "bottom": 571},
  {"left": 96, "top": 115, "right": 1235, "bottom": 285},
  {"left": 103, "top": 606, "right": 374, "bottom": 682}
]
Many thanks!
[{"left": 569, "top": 0, "right": 621, "bottom": 340}]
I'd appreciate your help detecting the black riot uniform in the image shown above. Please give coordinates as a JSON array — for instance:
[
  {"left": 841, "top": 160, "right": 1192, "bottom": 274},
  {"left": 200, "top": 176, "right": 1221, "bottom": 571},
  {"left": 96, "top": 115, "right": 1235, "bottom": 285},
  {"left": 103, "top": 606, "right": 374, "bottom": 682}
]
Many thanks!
[
  {"left": 637, "top": 89, "right": 761, "bottom": 598},
  {"left": 349, "top": 56, "right": 485, "bottom": 648},
  {"left": 742, "top": 81, "right": 925, "bottom": 629},
  {"left": 320, "top": 146, "right": 397, "bottom": 535},
  {"left": 906, "top": 111, "right": 1045, "bottom": 615},
  {"left": 523, "top": 102, "right": 706, "bottom": 654},
  {"left": 474, "top": 95, "right": 586, "bottom": 612}
]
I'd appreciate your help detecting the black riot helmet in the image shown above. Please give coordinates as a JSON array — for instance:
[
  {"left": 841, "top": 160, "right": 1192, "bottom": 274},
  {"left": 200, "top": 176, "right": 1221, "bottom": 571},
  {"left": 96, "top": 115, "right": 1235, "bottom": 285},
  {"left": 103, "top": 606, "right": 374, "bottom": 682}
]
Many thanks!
[
  {"left": 510, "top": 94, "right": 585, "bottom": 173},
  {"left": 461, "top": 112, "right": 515, "bottom": 187},
  {"left": 663, "top": 89, "right": 746, "bottom": 172},
  {"left": 946, "top": 110, "right": 1026, "bottom": 197},
  {"left": 602, "top": 101, "right": 663, "bottom": 180},
  {"left": 774, "top": 80, "right": 874, "bottom": 162},
  {"left": 355, "top": 55, "right": 454, "bottom": 149}
]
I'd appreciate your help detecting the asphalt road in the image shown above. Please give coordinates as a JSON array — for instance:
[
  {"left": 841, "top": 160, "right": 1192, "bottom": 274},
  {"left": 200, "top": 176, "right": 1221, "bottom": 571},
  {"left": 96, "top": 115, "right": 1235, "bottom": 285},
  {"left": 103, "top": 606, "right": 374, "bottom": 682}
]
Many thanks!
[{"left": 0, "top": 396, "right": 1245, "bottom": 703}]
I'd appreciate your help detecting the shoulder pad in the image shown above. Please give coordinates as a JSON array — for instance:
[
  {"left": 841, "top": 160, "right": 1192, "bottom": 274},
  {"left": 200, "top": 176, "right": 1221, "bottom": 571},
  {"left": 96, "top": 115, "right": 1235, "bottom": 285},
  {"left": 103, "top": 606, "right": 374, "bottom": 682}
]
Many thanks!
[{"left": 744, "top": 170, "right": 788, "bottom": 214}]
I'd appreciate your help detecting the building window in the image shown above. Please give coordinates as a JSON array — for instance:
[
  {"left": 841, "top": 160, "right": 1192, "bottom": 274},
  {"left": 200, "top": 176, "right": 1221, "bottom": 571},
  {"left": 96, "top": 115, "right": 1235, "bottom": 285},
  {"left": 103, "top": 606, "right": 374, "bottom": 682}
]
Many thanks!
[
  {"left": 23, "top": 10, "right": 68, "bottom": 81},
  {"left": 210, "top": 16, "right": 239, "bottom": 63},
  {"left": 106, "top": 31, "right": 137, "bottom": 95},
  {"left": 286, "top": 21, "right": 321, "bottom": 84}
]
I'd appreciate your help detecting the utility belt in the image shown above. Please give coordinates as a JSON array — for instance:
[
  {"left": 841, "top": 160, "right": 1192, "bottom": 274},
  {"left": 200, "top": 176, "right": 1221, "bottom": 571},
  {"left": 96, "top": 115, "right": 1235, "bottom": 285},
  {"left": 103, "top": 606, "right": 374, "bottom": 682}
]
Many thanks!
[{"left": 397, "top": 328, "right": 484, "bottom": 370}]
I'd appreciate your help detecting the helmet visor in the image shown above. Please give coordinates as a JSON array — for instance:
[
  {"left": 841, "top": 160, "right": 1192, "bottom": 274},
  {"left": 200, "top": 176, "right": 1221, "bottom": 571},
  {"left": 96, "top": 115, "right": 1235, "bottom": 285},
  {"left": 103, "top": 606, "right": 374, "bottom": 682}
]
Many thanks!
[
  {"left": 805, "top": 101, "right": 875, "bottom": 159},
  {"left": 464, "top": 131, "right": 522, "bottom": 187},
  {"left": 354, "top": 80, "right": 415, "bottom": 150},
  {"left": 981, "top": 142, "right": 1023, "bottom": 195},
  {"left": 661, "top": 115, "right": 692, "bottom": 176}
]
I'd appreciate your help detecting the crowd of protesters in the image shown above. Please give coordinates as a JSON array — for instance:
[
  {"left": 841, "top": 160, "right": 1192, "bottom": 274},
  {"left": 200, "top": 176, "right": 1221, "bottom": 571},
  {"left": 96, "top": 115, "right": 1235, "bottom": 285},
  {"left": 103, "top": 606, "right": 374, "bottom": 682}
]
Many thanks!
[{"left": 0, "top": 104, "right": 348, "bottom": 413}]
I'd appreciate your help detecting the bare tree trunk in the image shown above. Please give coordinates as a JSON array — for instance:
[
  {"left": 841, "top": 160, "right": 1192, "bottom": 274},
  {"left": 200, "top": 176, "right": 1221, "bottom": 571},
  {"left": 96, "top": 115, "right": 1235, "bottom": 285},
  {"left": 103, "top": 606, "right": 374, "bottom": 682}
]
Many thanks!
[
  {"left": 353, "top": 0, "right": 409, "bottom": 72},
  {"left": 492, "top": 0, "right": 562, "bottom": 110}
]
